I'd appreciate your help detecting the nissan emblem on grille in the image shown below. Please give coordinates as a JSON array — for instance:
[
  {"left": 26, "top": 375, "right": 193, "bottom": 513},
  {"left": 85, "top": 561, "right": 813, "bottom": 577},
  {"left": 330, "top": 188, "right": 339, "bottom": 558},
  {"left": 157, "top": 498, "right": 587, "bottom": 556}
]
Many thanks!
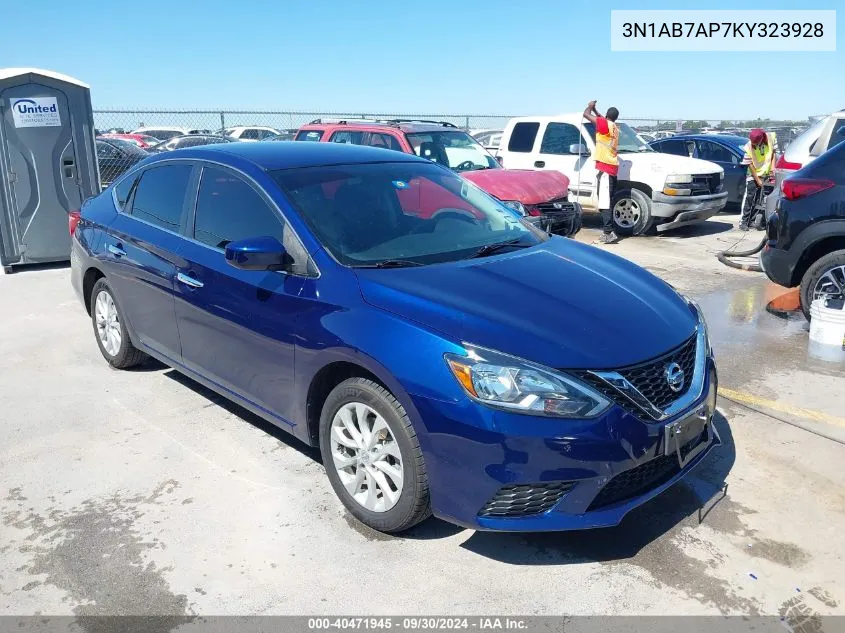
[{"left": 665, "top": 362, "right": 685, "bottom": 393}]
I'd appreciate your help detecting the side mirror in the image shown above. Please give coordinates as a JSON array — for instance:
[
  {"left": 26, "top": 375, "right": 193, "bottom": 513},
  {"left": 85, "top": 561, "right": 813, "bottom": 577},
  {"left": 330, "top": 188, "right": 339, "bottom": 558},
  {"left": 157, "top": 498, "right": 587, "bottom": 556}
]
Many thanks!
[
  {"left": 569, "top": 144, "right": 589, "bottom": 155},
  {"left": 225, "top": 236, "right": 288, "bottom": 271},
  {"left": 495, "top": 155, "right": 504, "bottom": 165}
]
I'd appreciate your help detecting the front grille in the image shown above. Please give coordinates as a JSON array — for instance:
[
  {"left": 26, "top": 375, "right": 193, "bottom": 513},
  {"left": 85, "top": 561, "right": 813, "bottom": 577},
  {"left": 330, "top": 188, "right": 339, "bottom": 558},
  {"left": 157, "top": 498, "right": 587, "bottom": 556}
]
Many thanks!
[
  {"left": 619, "top": 335, "right": 697, "bottom": 411},
  {"left": 587, "top": 430, "right": 708, "bottom": 511},
  {"left": 571, "top": 335, "right": 697, "bottom": 419},
  {"left": 478, "top": 481, "right": 574, "bottom": 518},
  {"left": 691, "top": 173, "right": 723, "bottom": 196},
  {"left": 528, "top": 198, "right": 582, "bottom": 237}
]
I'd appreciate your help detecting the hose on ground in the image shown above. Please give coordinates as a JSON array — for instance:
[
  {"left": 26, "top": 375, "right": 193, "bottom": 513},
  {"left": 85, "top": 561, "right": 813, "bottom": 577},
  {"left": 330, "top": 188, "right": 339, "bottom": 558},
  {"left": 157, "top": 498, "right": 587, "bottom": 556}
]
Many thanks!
[{"left": 716, "top": 234, "right": 767, "bottom": 272}]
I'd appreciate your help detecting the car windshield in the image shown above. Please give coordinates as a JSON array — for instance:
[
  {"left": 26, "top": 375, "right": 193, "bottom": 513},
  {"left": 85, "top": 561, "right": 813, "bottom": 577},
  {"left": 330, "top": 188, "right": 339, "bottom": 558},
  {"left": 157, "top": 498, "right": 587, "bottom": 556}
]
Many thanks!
[
  {"left": 405, "top": 131, "right": 499, "bottom": 172},
  {"left": 272, "top": 162, "right": 545, "bottom": 267},
  {"left": 584, "top": 122, "right": 654, "bottom": 153}
]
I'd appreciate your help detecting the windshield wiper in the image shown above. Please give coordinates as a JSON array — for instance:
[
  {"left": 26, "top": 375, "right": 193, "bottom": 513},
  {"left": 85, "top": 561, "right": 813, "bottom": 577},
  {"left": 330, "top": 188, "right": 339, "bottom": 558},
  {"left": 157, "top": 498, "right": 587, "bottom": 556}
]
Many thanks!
[
  {"left": 357, "top": 259, "right": 425, "bottom": 269},
  {"left": 468, "top": 238, "right": 532, "bottom": 259}
]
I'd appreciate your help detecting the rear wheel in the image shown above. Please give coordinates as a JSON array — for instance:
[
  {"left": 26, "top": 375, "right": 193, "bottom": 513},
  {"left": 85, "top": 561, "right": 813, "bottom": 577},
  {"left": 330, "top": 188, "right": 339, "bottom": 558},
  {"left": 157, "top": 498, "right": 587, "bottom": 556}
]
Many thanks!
[
  {"left": 90, "top": 278, "right": 147, "bottom": 368},
  {"left": 319, "top": 377, "right": 430, "bottom": 533},
  {"left": 611, "top": 188, "right": 653, "bottom": 236},
  {"left": 799, "top": 250, "right": 845, "bottom": 320}
]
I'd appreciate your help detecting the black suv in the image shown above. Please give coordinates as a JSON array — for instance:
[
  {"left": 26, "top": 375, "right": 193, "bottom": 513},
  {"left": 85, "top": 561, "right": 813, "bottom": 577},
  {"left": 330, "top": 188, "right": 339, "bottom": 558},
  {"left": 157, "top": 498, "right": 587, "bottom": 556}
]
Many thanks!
[{"left": 761, "top": 140, "right": 845, "bottom": 319}]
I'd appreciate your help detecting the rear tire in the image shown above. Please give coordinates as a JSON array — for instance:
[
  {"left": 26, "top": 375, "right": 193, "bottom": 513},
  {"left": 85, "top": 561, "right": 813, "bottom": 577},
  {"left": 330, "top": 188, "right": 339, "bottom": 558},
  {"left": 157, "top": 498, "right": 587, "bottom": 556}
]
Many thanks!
[
  {"left": 90, "top": 278, "right": 147, "bottom": 369},
  {"left": 319, "top": 377, "right": 430, "bottom": 533},
  {"left": 799, "top": 250, "right": 845, "bottom": 321},
  {"left": 611, "top": 188, "right": 654, "bottom": 236}
]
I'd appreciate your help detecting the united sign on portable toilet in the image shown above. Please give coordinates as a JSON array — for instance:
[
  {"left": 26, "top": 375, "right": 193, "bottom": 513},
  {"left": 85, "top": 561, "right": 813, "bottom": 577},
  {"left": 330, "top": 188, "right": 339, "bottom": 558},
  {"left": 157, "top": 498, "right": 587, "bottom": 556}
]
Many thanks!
[{"left": 0, "top": 68, "right": 99, "bottom": 272}]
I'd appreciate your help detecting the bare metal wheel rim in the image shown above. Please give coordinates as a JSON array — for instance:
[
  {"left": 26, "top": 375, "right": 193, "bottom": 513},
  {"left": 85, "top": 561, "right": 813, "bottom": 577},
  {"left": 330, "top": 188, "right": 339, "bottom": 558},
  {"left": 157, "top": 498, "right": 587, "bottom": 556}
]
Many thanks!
[
  {"left": 813, "top": 265, "right": 845, "bottom": 303},
  {"left": 612, "top": 198, "right": 641, "bottom": 228},
  {"left": 94, "top": 290, "right": 122, "bottom": 357},
  {"left": 330, "top": 402, "right": 404, "bottom": 512}
]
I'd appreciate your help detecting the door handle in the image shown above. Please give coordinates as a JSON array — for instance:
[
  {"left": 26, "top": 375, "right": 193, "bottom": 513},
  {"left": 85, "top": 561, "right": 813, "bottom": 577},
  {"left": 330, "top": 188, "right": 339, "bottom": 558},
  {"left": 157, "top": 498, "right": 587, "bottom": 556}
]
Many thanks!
[
  {"left": 534, "top": 161, "right": 545, "bottom": 168},
  {"left": 177, "top": 272, "right": 204, "bottom": 289},
  {"left": 107, "top": 244, "right": 126, "bottom": 257}
]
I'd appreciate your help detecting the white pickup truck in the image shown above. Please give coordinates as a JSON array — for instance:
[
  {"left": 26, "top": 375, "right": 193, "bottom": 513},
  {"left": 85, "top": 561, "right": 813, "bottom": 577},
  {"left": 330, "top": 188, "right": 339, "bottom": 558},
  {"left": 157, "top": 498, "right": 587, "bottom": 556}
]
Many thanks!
[{"left": 495, "top": 114, "right": 729, "bottom": 234}]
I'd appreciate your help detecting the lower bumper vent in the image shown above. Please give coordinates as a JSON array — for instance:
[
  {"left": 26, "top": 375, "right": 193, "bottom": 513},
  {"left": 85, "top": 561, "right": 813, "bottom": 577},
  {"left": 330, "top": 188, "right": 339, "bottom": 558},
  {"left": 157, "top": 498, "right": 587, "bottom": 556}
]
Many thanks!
[{"left": 478, "top": 481, "right": 574, "bottom": 518}]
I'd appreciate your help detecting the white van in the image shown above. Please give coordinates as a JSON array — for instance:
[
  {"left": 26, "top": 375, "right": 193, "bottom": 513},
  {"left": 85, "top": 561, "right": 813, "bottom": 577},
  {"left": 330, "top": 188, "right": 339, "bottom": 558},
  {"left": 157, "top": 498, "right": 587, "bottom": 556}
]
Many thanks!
[{"left": 496, "top": 114, "right": 728, "bottom": 234}]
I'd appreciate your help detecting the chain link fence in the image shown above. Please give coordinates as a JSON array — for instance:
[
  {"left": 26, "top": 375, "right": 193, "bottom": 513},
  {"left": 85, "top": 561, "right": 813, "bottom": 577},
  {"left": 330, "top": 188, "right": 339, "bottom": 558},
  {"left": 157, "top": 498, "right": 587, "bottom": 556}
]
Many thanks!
[{"left": 91, "top": 109, "right": 810, "bottom": 189}]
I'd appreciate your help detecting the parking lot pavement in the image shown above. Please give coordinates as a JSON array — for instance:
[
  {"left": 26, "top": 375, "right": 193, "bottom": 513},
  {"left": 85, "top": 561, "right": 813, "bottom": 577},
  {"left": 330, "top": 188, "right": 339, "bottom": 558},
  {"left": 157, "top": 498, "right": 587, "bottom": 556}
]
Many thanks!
[{"left": 2, "top": 223, "right": 844, "bottom": 619}]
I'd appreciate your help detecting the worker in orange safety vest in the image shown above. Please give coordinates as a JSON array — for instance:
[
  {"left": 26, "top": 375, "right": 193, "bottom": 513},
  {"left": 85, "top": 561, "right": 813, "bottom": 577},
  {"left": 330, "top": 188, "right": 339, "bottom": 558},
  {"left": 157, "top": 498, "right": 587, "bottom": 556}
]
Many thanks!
[{"left": 583, "top": 100, "right": 621, "bottom": 244}]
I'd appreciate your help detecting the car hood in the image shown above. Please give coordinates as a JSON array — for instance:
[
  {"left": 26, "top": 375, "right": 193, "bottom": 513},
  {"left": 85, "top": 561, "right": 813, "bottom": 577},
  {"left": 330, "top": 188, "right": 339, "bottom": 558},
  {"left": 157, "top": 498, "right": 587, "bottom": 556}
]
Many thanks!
[
  {"left": 354, "top": 237, "right": 697, "bottom": 370},
  {"left": 621, "top": 151, "right": 723, "bottom": 175},
  {"left": 461, "top": 169, "right": 570, "bottom": 205}
]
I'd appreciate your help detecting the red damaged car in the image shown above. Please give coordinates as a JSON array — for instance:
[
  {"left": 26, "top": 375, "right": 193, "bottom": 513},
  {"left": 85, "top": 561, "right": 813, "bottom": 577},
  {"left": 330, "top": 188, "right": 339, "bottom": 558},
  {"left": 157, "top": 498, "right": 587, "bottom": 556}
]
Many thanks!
[{"left": 294, "top": 119, "right": 581, "bottom": 235}]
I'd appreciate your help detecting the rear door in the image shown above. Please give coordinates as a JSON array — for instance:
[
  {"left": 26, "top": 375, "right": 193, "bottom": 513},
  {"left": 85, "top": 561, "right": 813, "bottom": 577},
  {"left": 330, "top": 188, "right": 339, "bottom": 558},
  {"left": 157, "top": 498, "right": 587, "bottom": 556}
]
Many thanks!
[
  {"left": 695, "top": 139, "right": 745, "bottom": 204},
  {"left": 104, "top": 162, "right": 194, "bottom": 361},
  {"left": 173, "top": 164, "right": 311, "bottom": 425},
  {"left": 497, "top": 121, "right": 541, "bottom": 170}
]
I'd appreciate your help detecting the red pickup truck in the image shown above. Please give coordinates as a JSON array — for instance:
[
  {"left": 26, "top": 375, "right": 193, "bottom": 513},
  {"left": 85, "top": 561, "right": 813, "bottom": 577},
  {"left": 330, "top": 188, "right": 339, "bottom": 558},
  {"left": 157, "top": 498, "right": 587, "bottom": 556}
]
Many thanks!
[{"left": 293, "top": 119, "right": 581, "bottom": 235}]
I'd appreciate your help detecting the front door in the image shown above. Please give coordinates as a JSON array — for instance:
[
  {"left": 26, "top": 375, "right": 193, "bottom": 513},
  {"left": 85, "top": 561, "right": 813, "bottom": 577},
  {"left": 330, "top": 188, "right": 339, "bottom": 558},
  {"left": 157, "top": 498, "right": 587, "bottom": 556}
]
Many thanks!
[
  {"left": 535, "top": 122, "right": 596, "bottom": 210},
  {"left": 174, "top": 164, "right": 309, "bottom": 427},
  {"left": 0, "top": 83, "right": 81, "bottom": 263}
]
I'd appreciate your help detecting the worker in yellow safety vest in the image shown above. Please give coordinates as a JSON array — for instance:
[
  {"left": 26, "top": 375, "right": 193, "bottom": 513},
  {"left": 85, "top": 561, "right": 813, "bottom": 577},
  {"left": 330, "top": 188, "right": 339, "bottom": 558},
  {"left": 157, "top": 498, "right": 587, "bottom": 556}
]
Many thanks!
[
  {"left": 583, "top": 100, "right": 621, "bottom": 244},
  {"left": 739, "top": 128, "right": 778, "bottom": 231}
]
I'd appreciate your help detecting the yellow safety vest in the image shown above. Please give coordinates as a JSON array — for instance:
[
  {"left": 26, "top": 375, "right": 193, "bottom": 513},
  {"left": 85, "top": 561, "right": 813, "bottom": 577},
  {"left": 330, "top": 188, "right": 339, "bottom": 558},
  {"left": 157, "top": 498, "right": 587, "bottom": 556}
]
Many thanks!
[
  {"left": 593, "top": 120, "right": 619, "bottom": 166},
  {"left": 744, "top": 133, "right": 777, "bottom": 178}
]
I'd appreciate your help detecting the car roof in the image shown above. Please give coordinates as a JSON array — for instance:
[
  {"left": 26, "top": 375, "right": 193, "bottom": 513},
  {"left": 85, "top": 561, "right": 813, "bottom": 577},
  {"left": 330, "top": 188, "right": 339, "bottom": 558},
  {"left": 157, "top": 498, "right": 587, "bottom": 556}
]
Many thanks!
[
  {"left": 657, "top": 134, "right": 747, "bottom": 148},
  {"left": 151, "top": 139, "right": 426, "bottom": 170},
  {"left": 507, "top": 113, "right": 586, "bottom": 125},
  {"left": 301, "top": 120, "right": 462, "bottom": 134}
]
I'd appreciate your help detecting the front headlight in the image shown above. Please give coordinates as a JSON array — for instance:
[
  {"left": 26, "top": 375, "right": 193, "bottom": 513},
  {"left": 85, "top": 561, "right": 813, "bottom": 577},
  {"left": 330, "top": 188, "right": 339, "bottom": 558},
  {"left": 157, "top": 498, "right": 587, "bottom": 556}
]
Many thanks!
[
  {"left": 501, "top": 200, "right": 526, "bottom": 216},
  {"left": 665, "top": 174, "right": 693, "bottom": 184},
  {"left": 687, "top": 298, "right": 713, "bottom": 358},
  {"left": 445, "top": 347, "right": 611, "bottom": 418}
]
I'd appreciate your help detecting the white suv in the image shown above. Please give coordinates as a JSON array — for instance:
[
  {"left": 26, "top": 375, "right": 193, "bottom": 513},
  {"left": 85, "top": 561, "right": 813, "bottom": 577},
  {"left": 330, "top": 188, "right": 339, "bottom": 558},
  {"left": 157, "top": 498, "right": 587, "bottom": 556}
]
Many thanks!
[
  {"left": 496, "top": 114, "right": 728, "bottom": 234},
  {"left": 221, "top": 126, "right": 280, "bottom": 142}
]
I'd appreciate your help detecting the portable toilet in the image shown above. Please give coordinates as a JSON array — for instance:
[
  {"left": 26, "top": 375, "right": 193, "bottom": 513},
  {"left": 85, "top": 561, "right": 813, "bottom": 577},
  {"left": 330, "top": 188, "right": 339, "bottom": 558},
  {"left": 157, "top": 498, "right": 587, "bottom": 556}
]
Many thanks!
[{"left": 0, "top": 68, "right": 99, "bottom": 272}]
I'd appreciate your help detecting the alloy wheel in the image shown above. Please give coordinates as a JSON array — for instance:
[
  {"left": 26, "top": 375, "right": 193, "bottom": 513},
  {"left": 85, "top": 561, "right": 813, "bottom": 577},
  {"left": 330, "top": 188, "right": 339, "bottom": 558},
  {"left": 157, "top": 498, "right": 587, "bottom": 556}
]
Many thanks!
[
  {"left": 613, "top": 198, "right": 641, "bottom": 229},
  {"left": 94, "top": 290, "right": 122, "bottom": 357},
  {"left": 813, "top": 265, "right": 845, "bottom": 303},
  {"left": 330, "top": 402, "right": 404, "bottom": 512}
]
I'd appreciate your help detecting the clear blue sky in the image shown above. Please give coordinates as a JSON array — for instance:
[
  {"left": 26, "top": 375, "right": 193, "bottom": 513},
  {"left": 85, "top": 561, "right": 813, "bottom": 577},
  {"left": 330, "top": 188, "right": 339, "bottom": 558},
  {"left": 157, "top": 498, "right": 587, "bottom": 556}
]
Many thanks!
[{"left": 2, "top": 0, "right": 841, "bottom": 120}]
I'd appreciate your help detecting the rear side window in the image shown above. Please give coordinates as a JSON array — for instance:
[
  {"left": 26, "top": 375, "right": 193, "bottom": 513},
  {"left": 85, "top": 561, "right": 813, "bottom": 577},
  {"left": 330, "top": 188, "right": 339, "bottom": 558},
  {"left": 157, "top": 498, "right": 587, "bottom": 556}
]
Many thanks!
[
  {"left": 193, "top": 167, "right": 283, "bottom": 250},
  {"left": 129, "top": 164, "right": 193, "bottom": 231},
  {"left": 330, "top": 130, "right": 364, "bottom": 144},
  {"left": 539, "top": 123, "right": 583, "bottom": 155},
  {"left": 114, "top": 174, "right": 138, "bottom": 210},
  {"left": 295, "top": 130, "right": 324, "bottom": 142},
  {"left": 364, "top": 132, "right": 402, "bottom": 151},
  {"left": 507, "top": 122, "right": 540, "bottom": 152}
]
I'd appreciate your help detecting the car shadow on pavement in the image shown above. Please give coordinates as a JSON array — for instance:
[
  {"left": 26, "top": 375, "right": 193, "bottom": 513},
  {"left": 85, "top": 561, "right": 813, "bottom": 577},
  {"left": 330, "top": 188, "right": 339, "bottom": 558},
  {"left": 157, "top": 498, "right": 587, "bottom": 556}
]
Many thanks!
[
  {"left": 457, "top": 410, "right": 736, "bottom": 564},
  {"left": 162, "top": 369, "right": 322, "bottom": 462},
  {"left": 665, "top": 221, "right": 735, "bottom": 238}
]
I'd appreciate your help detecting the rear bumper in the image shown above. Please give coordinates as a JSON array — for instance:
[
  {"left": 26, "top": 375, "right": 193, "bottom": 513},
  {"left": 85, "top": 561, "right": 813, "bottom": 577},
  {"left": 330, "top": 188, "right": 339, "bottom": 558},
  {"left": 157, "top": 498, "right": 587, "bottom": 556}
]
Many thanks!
[
  {"left": 760, "top": 243, "right": 798, "bottom": 287},
  {"left": 652, "top": 191, "right": 728, "bottom": 230}
]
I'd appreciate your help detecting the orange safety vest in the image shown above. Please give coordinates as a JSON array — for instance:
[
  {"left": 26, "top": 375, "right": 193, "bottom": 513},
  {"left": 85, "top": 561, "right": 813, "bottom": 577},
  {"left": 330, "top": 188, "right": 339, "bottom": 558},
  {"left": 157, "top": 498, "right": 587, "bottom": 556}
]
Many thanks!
[{"left": 593, "top": 120, "right": 619, "bottom": 166}]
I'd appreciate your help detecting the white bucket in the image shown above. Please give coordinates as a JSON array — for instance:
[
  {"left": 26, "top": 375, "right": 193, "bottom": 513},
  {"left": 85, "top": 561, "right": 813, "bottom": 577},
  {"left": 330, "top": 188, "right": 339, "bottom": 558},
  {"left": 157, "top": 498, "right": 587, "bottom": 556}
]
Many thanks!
[{"left": 808, "top": 299, "right": 845, "bottom": 362}]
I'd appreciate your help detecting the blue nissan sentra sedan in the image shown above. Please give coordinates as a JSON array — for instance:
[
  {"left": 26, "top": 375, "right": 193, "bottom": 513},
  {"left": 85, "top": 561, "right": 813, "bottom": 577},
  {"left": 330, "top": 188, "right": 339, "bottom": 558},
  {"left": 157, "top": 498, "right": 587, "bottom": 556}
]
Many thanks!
[{"left": 71, "top": 142, "right": 720, "bottom": 533}]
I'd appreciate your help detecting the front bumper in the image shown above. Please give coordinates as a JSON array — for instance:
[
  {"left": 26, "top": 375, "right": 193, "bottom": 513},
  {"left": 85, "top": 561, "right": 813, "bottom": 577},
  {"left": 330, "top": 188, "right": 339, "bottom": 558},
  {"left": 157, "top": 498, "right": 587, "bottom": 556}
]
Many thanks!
[
  {"left": 652, "top": 191, "right": 728, "bottom": 232},
  {"left": 414, "top": 359, "right": 719, "bottom": 531}
]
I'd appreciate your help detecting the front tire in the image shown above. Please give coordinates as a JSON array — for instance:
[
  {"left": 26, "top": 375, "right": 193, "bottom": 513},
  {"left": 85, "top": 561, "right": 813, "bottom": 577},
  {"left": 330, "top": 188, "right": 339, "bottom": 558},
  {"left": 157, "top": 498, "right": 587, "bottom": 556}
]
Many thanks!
[
  {"left": 90, "top": 278, "right": 147, "bottom": 369},
  {"left": 799, "top": 250, "right": 845, "bottom": 321},
  {"left": 319, "top": 377, "right": 430, "bottom": 533},
  {"left": 611, "top": 188, "right": 654, "bottom": 236}
]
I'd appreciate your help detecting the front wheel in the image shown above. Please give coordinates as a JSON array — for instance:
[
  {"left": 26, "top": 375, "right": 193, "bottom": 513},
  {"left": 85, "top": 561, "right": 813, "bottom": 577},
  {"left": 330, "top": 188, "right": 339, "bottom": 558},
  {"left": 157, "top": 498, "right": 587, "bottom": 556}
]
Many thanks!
[
  {"left": 799, "top": 250, "right": 845, "bottom": 321},
  {"left": 319, "top": 377, "right": 430, "bottom": 533},
  {"left": 611, "top": 188, "right": 654, "bottom": 236}
]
